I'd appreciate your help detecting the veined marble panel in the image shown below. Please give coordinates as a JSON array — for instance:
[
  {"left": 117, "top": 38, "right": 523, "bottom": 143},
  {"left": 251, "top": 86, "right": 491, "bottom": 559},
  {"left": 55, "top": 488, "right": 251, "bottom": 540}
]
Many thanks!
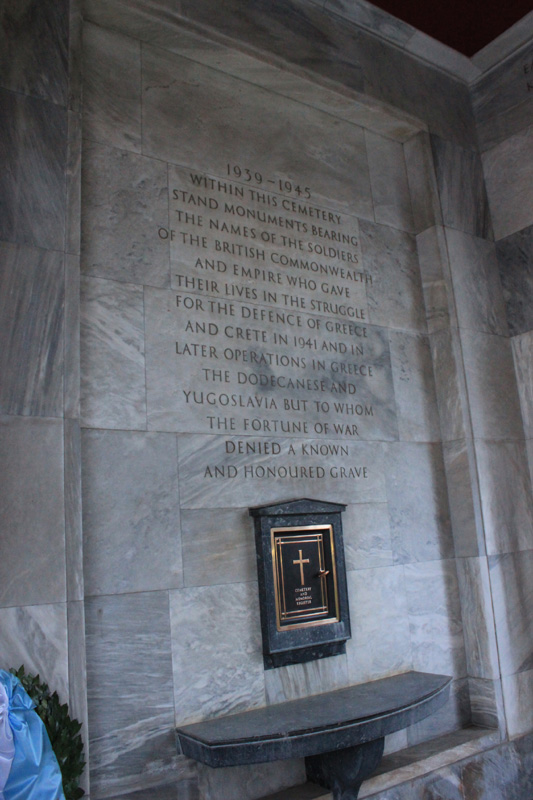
[
  {"left": 385, "top": 442, "right": 453, "bottom": 564},
  {"left": 489, "top": 551, "right": 533, "bottom": 677},
  {"left": 324, "top": 0, "right": 415, "bottom": 47},
  {"left": 0, "top": 89, "right": 67, "bottom": 251},
  {"left": 141, "top": 44, "right": 373, "bottom": 220},
  {"left": 477, "top": 91, "right": 533, "bottom": 155},
  {"left": 170, "top": 583, "right": 265, "bottom": 724},
  {"left": 511, "top": 330, "right": 533, "bottom": 439},
  {"left": 166, "top": 0, "right": 368, "bottom": 96},
  {"left": 404, "top": 560, "right": 466, "bottom": 678},
  {"left": 83, "top": 23, "right": 141, "bottom": 152},
  {"left": 0, "top": 0, "right": 68, "bottom": 105},
  {"left": 361, "top": 783, "right": 414, "bottom": 800},
  {"left": 442, "top": 440, "right": 481, "bottom": 558},
  {"left": 468, "top": 677, "right": 505, "bottom": 731},
  {"left": 66, "top": 109, "right": 82, "bottom": 257},
  {"left": 473, "top": 42, "right": 533, "bottom": 153},
  {"left": 445, "top": 229, "right": 508, "bottom": 337},
  {"left": 82, "top": 429, "right": 182, "bottom": 596},
  {"left": 510, "top": 733, "right": 533, "bottom": 798},
  {"left": 475, "top": 440, "right": 533, "bottom": 555},
  {"left": 85, "top": 0, "right": 360, "bottom": 99},
  {"left": 430, "top": 135, "right": 492, "bottom": 240},
  {"left": 416, "top": 226, "right": 450, "bottom": 335},
  {"left": 343, "top": 502, "right": 393, "bottom": 571},
  {"left": 503, "top": 669, "right": 533, "bottom": 739},
  {"left": 264, "top": 654, "right": 349, "bottom": 704},
  {"left": 85, "top": 0, "right": 319, "bottom": 55},
  {"left": 145, "top": 286, "right": 397, "bottom": 441},
  {"left": 0, "top": 603, "right": 68, "bottom": 701},
  {"left": 80, "top": 276, "right": 146, "bottom": 430},
  {"left": 383, "top": 730, "right": 409, "bottom": 758},
  {"left": 0, "top": 416, "right": 66, "bottom": 607},
  {"left": 258, "top": 786, "right": 327, "bottom": 800},
  {"left": 65, "top": 418, "right": 84, "bottom": 603},
  {"left": 345, "top": 565, "right": 412, "bottom": 684},
  {"left": 460, "top": 736, "right": 525, "bottom": 800},
  {"left": 0, "top": 241, "right": 64, "bottom": 417},
  {"left": 106, "top": 783, "right": 196, "bottom": 800},
  {"left": 360, "top": 220, "right": 426, "bottom": 332},
  {"left": 197, "top": 759, "right": 305, "bottom": 800},
  {"left": 355, "top": 34, "right": 477, "bottom": 148},
  {"left": 177, "top": 435, "right": 386, "bottom": 509},
  {"left": 482, "top": 124, "right": 533, "bottom": 241},
  {"left": 81, "top": 141, "right": 170, "bottom": 288},
  {"left": 360, "top": 733, "right": 498, "bottom": 799},
  {"left": 84, "top": 0, "right": 421, "bottom": 143},
  {"left": 389, "top": 330, "right": 440, "bottom": 442},
  {"left": 360, "top": 731, "right": 525, "bottom": 799},
  {"left": 497, "top": 223, "right": 533, "bottom": 337},
  {"left": 461, "top": 329, "right": 524, "bottom": 441},
  {"left": 405, "top": 32, "right": 479, "bottom": 84},
  {"left": 64, "top": 254, "right": 80, "bottom": 419},
  {"left": 430, "top": 329, "right": 467, "bottom": 442},
  {"left": 68, "top": 0, "right": 83, "bottom": 115},
  {"left": 365, "top": 131, "right": 414, "bottom": 232},
  {"left": 457, "top": 555, "right": 501, "bottom": 680},
  {"left": 406, "top": 679, "right": 470, "bottom": 748},
  {"left": 85, "top": 591, "right": 181, "bottom": 798},
  {"left": 85, "top": 0, "right": 473, "bottom": 143},
  {"left": 181, "top": 507, "right": 255, "bottom": 588},
  {"left": 67, "top": 600, "right": 89, "bottom": 792},
  {"left": 404, "top": 132, "right": 442, "bottom": 236},
  {"left": 249, "top": 73, "right": 420, "bottom": 144},
  {"left": 410, "top": 767, "right": 465, "bottom": 800},
  {"left": 433, "top": 325, "right": 483, "bottom": 441}
]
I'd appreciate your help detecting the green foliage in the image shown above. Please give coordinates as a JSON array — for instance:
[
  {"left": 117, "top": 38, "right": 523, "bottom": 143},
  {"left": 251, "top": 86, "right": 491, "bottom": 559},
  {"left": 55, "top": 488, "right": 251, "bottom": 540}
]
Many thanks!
[{"left": 9, "top": 666, "right": 85, "bottom": 800}]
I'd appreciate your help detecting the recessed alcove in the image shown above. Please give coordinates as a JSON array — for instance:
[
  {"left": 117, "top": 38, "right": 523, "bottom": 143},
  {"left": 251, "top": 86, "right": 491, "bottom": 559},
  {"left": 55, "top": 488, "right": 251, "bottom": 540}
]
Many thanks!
[
  {"left": 2, "top": 0, "right": 533, "bottom": 798},
  {"left": 78, "top": 10, "right": 483, "bottom": 797}
]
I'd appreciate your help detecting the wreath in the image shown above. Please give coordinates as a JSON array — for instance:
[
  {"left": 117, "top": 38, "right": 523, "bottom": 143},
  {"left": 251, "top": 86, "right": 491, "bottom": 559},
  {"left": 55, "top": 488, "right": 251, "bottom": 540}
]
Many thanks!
[{"left": 9, "top": 666, "right": 85, "bottom": 800}]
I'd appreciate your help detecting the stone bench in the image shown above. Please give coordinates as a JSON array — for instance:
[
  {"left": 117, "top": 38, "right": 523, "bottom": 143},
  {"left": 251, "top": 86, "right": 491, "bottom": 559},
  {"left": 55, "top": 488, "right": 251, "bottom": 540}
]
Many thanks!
[{"left": 176, "top": 671, "right": 451, "bottom": 800}]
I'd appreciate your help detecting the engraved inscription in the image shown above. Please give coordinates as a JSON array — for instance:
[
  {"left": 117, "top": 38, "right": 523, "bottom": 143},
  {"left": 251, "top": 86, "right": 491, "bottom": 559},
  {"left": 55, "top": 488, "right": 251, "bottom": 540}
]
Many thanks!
[
  {"left": 145, "top": 165, "right": 397, "bottom": 443},
  {"left": 145, "top": 161, "right": 397, "bottom": 492}
]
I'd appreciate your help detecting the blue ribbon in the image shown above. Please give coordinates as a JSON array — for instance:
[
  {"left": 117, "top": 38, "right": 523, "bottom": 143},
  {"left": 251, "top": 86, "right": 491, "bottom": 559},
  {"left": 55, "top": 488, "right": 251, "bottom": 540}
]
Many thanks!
[{"left": 0, "top": 671, "right": 65, "bottom": 800}]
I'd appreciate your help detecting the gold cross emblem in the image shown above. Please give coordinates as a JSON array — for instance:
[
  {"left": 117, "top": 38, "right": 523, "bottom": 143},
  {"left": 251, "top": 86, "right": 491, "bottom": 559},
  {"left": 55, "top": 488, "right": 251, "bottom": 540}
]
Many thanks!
[{"left": 293, "top": 549, "right": 310, "bottom": 585}]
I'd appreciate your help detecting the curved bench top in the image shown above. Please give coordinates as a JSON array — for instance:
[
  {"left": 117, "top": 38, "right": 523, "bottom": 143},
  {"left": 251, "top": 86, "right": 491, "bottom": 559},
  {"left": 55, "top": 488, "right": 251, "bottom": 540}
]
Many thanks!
[{"left": 176, "top": 670, "right": 451, "bottom": 768}]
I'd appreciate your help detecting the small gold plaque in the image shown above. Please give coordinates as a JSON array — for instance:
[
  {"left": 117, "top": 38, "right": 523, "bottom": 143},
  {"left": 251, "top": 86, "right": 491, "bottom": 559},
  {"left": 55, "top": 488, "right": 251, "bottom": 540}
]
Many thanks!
[{"left": 271, "top": 525, "right": 340, "bottom": 631}]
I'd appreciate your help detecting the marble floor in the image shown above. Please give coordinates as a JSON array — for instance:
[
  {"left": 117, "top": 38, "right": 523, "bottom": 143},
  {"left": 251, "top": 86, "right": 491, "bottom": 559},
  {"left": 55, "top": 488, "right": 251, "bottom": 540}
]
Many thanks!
[{"left": 103, "top": 726, "right": 533, "bottom": 800}]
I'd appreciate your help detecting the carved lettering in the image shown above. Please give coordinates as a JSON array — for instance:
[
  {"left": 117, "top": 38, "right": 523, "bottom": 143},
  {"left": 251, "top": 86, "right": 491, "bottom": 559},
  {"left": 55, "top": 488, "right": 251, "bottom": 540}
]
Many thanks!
[{"left": 149, "top": 162, "right": 393, "bottom": 453}]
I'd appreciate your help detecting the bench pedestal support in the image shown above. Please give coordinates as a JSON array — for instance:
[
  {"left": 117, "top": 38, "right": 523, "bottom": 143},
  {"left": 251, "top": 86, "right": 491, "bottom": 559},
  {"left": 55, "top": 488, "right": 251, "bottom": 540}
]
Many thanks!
[{"left": 305, "top": 737, "right": 385, "bottom": 800}]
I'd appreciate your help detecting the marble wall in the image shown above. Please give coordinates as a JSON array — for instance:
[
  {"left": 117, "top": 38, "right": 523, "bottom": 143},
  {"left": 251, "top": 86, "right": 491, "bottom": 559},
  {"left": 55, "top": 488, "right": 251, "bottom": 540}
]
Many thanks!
[
  {"left": 0, "top": 0, "right": 89, "bottom": 790},
  {"left": 358, "top": 728, "right": 533, "bottom": 800},
  {"left": 471, "top": 38, "right": 533, "bottom": 739},
  {"left": 78, "top": 1, "right": 533, "bottom": 798},
  {"left": 76, "top": 9, "right": 484, "bottom": 798},
  {"left": 2, "top": 1, "right": 533, "bottom": 799}
]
